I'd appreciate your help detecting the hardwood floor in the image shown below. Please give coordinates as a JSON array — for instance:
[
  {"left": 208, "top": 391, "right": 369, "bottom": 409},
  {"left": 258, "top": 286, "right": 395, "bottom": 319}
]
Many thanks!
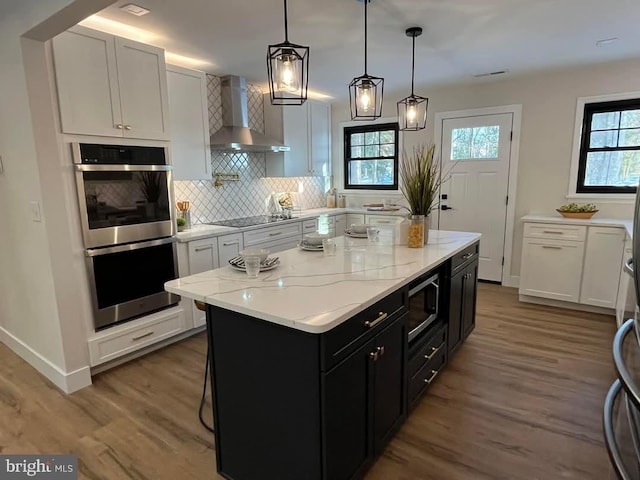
[{"left": 0, "top": 284, "right": 617, "bottom": 479}]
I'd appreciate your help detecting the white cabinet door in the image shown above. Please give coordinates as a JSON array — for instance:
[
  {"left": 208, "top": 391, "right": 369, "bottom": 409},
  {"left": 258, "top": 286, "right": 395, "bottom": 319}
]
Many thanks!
[
  {"left": 520, "top": 238, "right": 585, "bottom": 302},
  {"left": 116, "top": 37, "right": 170, "bottom": 140},
  {"left": 580, "top": 227, "right": 625, "bottom": 308},
  {"left": 309, "top": 100, "right": 331, "bottom": 176},
  {"left": 218, "top": 233, "right": 244, "bottom": 265},
  {"left": 334, "top": 214, "right": 347, "bottom": 237},
  {"left": 302, "top": 219, "right": 318, "bottom": 235},
  {"left": 188, "top": 238, "right": 219, "bottom": 328},
  {"left": 167, "top": 65, "right": 210, "bottom": 180},
  {"left": 347, "top": 214, "right": 366, "bottom": 228},
  {"left": 52, "top": 27, "right": 122, "bottom": 137}
]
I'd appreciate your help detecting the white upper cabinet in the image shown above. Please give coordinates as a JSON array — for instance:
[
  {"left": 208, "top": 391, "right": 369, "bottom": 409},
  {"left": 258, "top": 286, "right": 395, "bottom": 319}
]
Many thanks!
[
  {"left": 264, "top": 98, "right": 331, "bottom": 177},
  {"left": 52, "top": 26, "right": 170, "bottom": 140},
  {"left": 166, "top": 65, "right": 211, "bottom": 180}
]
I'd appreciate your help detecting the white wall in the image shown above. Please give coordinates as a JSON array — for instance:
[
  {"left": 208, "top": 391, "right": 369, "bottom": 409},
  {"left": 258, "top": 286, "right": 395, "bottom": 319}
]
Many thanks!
[
  {"left": 0, "top": 0, "right": 113, "bottom": 392},
  {"left": 331, "top": 59, "right": 640, "bottom": 277}
]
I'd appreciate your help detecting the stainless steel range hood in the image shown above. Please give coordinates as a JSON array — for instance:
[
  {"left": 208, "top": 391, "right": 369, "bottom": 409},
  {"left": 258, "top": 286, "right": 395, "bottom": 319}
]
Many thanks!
[{"left": 210, "top": 75, "right": 289, "bottom": 153}]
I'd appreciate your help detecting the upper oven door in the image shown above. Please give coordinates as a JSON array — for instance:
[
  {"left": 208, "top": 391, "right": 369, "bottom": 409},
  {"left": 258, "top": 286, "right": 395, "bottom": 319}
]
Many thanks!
[{"left": 75, "top": 164, "right": 175, "bottom": 248}]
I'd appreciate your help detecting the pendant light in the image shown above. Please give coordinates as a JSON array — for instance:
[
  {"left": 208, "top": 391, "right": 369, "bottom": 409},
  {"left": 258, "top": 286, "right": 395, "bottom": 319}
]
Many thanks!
[
  {"left": 267, "top": 0, "right": 309, "bottom": 105},
  {"left": 397, "top": 27, "right": 428, "bottom": 131},
  {"left": 349, "top": 0, "right": 384, "bottom": 120}
]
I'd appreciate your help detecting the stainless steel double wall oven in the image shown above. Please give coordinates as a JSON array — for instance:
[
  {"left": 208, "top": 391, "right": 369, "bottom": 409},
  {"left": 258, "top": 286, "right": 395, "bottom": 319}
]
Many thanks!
[{"left": 73, "top": 143, "right": 180, "bottom": 330}]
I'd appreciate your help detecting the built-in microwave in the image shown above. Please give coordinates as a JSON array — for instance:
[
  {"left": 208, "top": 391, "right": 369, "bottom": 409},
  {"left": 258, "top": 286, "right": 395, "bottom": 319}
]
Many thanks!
[
  {"left": 72, "top": 143, "right": 175, "bottom": 248},
  {"left": 407, "top": 272, "right": 439, "bottom": 343}
]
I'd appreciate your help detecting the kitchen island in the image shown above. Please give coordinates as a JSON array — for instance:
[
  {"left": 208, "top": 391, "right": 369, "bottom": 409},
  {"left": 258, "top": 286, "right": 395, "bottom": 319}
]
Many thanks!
[{"left": 165, "top": 230, "right": 481, "bottom": 480}]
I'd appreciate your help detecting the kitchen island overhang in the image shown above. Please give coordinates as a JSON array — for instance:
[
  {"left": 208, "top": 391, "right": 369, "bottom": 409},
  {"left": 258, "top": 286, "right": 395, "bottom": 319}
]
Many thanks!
[{"left": 165, "top": 230, "right": 481, "bottom": 480}]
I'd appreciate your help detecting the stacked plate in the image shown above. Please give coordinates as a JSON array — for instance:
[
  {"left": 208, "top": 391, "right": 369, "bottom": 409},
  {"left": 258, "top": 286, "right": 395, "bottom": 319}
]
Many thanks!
[
  {"left": 298, "top": 240, "right": 324, "bottom": 251},
  {"left": 344, "top": 229, "right": 368, "bottom": 238},
  {"left": 228, "top": 256, "right": 280, "bottom": 271}
]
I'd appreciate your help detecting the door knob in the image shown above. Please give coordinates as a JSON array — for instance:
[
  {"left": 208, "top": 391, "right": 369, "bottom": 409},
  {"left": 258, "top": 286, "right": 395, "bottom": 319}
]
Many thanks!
[{"left": 441, "top": 205, "right": 454, "bottom": 211}]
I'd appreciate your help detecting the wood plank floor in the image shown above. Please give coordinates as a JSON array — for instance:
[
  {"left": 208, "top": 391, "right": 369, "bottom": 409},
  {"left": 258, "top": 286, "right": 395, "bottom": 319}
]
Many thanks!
[{"left": 0, "top": 284, "right": 617, "bottom": 479}]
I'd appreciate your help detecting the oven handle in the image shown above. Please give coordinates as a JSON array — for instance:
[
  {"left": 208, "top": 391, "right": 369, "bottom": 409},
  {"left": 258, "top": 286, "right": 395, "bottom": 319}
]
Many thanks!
[
  {"left": 408, "top": 273, "right": 439, "bottom": 298},
  {"left": 86, "top": 236, "right": 176, "bottom": 257},
  {"left": 75, "top": 164, "right": 173, "bottom": 172}
]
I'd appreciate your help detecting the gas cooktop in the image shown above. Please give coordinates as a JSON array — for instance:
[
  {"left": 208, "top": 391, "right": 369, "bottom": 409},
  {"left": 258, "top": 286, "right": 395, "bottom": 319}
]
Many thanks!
[{"left": 207, "top": 215, "right": 298, "bottom": 228}]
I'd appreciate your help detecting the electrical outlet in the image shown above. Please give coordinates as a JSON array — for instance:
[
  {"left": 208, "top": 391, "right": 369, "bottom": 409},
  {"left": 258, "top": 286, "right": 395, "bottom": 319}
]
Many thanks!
[{"left": 29, "top": 201, "right": 42, "bottom": 222}]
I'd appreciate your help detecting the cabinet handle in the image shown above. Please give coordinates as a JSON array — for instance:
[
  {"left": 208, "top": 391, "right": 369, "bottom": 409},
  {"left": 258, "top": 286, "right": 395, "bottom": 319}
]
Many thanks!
[
  {"left": 369, "top": 346, "right": 384, "bottom": 361},
  {"left": 542, "top": 230, "right": 564, "bottom": 234},
  {"left": 124, "top": 125, "right": 132, "bottom": 130},
  {"left": 424, "top": 345, "right": 441, "bottom": 360},
  {"left": 541, "top": 245, "right": 562, "bottom": 250},
  {"left": 268, "top": 232, "right": 283, "bottom": 237},
  {"left": 132, "top": 331, "right": 154, "bottom": 341},
  {"left": 116, "top": 124, "right": 124, "bottom": 129},
  {"left": 305, "top": 225, "right": 315, "bottom": 229},
  {"left": 222, "top": 241, "right": 239, "bottom": 246},
  {"left": 195, "top": 245, "right": 213, "bottom": 252},
  {"left": 377, "top": 221, "right": 392, "bottom": 224},
  {"left": 462, "top": 252, "right": 475, "bottom": 260},
  {"left": 424, "top": 369, "right": 439, "bottom": 385},
  {"left": 364, "top": 312, "right": 388, "bottom": 328}
]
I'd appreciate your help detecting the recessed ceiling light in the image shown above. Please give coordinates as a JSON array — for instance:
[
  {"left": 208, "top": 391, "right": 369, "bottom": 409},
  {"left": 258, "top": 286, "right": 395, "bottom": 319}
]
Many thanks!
[
  {"left": 596, "top": 37, "right": 619, "bottom": 47},
  {"left": 120, "top": 3, "right": 150, "bottom": 16},
  {"left": 473, "top": 69, "right": 509, "bottom": 78}
]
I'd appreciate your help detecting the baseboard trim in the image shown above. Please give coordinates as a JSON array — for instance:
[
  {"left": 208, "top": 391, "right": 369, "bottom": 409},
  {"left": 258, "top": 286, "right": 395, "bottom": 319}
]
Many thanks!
[
  {"left": 518, "top": 294, "right": 615, "bottom": 316},
  {"left": 0, "top": 326, "right": 92, "bottom": 394}
]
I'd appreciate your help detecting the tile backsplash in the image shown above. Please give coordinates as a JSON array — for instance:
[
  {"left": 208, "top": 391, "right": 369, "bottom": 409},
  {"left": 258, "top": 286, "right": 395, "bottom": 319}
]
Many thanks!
[{"left": 174, "top": 75, "right": 328, "bottom": 224}]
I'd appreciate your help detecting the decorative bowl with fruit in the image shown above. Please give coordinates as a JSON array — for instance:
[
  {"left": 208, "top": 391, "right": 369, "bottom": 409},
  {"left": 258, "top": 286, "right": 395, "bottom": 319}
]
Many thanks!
[{"left": 556, "top": 203, "right": 598, "bottom": 219}]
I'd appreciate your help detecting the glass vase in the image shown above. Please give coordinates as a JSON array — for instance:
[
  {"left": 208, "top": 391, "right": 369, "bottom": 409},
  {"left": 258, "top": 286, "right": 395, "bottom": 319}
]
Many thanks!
[{"left": 407, "top": 215, "right": 425, "bottom": 248}]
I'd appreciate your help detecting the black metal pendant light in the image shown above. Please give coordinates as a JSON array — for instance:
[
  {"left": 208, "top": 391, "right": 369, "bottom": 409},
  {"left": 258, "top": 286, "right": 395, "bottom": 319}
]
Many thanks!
[
  {"left": 349, "top": 0, "right": 384, "bottom": 120},
  {"left": 397, "top": 27, "right": 428, "bottom": 131},
  {"left": 267, "top": 0, "right": 309, "bottom": 105}
]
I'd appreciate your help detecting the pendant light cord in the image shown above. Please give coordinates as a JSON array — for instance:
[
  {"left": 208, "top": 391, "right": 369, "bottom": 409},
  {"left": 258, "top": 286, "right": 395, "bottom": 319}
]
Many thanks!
[
  {"left": 283, "top": 0, "right": 289, "bottom": 42},
  {"left": 410, "top": 34, "right": 416, "bottom": 96},
  {"left": 363, "top": 0, "right": 368, "bottom": 74}
]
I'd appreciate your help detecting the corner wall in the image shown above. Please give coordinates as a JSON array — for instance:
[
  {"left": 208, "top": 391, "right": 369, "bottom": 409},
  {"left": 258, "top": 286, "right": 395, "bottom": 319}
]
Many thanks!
[{"left": 331, "top": 59, "right": 640, "bottom": 278}]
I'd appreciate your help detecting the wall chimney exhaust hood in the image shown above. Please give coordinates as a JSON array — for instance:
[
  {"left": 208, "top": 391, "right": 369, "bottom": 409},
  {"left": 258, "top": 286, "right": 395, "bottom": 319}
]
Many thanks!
[{"left": 210, "top": 75, "right": 290, "bottom": 153}]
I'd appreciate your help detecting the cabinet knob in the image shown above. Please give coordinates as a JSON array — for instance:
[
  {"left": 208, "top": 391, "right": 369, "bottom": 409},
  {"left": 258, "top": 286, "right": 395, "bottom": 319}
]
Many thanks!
[
  {"left": 116, "top": 124, "right": 124, "bottom": 129},
  {"left": 124, "top": 125, "right": 132, "bottom": 130}
]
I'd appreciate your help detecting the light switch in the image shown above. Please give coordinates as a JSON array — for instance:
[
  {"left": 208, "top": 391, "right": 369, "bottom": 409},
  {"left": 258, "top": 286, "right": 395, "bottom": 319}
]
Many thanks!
[{"left": 29, "top": 201, "right": 42, "bottom": 222}]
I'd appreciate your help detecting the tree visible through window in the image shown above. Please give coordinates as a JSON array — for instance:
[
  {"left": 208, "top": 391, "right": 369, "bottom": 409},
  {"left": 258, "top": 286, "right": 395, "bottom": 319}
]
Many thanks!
[
  {"left": 344, "top": 123, "right": 399, "bottom": 190},
  {"left": 450, "top": 126, "right": 500, "bottom": 160},
  {"left": 577, "top": 99, "right": 640, "bottom": 193}
]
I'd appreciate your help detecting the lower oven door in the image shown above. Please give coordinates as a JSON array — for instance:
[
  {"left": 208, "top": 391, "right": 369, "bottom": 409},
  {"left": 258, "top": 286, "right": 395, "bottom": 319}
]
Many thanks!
[{"left": 86, "top": 237, "right": 180, "bottom": 329}]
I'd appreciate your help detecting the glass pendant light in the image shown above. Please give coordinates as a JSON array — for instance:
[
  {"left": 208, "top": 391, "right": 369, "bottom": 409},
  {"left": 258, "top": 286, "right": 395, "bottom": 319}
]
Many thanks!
[
  {"left": 397, "top": 27, "right": 428, "bottom": 131},
  {"left": 267, "top": 0, "right": 309, "bottom": 105},
  {"left": 349, "top": 0, "right": 384, "bottom": 120}
]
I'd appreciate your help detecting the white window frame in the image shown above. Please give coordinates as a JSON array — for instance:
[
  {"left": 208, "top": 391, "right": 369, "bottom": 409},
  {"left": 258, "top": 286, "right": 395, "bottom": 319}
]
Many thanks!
[
  {"left": 336, "top": 116, "right": 404, "bottom": 195},
  {"left": 568, "top": 91, "right": 640, "bottom": 203}
]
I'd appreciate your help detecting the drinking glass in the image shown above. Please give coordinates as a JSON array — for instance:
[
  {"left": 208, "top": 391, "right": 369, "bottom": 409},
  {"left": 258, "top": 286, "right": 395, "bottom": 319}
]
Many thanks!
[
  {"left": 366, "top": 227, "right": 380, "bottom": 243},
  {"left": 322, "top": 238, "right": 336, "bottom": 256},
  {"left": 244, "top": 256, "right": 261, "bottom": 278}
]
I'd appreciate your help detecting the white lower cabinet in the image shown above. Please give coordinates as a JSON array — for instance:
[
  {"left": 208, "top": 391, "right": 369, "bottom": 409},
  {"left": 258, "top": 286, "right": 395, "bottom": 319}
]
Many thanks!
[
  {"left": 520, "top": 222, "right": 626, "bottom": 310},
  {"left": 346, "top": 214, "right": 365, "bottom": 228},
  {"left": 580, "top": 227, "right": 625, "bottom": 308},
  {"left": 218, "top": 233, "right": 244, "bottom": 265},
  {"left": 302, "top": 219, "right": 318, "bottom": 235},
  {"left": 365, "top": 214, "right": 404, "bottom": 226},
  {"left": 520, "top": 238, "right": 585, "bottom": 302},
  {"left": 334, "top": 214, "right": 347, "bottom": 237},
  {"left": 244, "top": 222, "right": 302, "bottom": 252},
  {"left": 188, "top": 238, "right": 219, "bottom": 327}
]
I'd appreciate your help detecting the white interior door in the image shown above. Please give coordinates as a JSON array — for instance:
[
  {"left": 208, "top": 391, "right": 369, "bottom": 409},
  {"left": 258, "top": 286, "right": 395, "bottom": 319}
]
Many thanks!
[{"left": 439, "top": 112, "right": 513, "bottom": 282}]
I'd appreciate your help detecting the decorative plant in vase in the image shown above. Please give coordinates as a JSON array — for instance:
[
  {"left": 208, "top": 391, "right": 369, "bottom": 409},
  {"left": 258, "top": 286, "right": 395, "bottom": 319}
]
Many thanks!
[{"left": 400, "top": 143, "right": 449, "bottom": 247}]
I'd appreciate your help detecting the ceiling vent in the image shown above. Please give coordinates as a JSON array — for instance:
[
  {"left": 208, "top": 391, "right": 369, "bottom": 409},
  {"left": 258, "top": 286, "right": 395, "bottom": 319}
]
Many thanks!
[{"left": 119, "top": 3, "right": 150, "bottom": 16}]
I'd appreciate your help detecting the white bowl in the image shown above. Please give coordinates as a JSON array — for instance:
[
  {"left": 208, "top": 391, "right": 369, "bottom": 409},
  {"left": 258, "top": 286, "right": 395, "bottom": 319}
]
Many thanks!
[
  {"left": 350, "top": 224, "right": 369, "bottom": 234},
  {"left": 240, "top": 248, "right": 269, "bottom": 263},
  {"left": 304, "top": 232, "right": 331, "bottom": 245}
]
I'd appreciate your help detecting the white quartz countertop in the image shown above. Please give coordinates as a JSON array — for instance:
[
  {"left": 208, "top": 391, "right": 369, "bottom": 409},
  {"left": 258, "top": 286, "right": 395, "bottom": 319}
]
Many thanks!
[
  {"left": 522, "top": 214, "right": 633, "bottom": 238},
  {"left": 175, "top": 207, "right": 407, "bottom": 242},
  {"left": 166, "top": 230, "right": 481, "bottom": 334}
]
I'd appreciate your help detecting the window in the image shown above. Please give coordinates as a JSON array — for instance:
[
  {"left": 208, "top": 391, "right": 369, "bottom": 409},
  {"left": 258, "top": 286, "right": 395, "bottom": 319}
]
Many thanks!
[
  {"left": 344, "top": 122, "right": 399, "bottom": 190},
  {"left": 577, "top": 98, "right": 640, "bottom": 194},
  {"left": 450, "top": 125, "right": 500, "bottom": 160}
]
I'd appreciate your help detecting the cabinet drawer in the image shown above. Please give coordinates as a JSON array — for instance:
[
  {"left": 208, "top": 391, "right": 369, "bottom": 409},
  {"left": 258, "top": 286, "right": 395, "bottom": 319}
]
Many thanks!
[
  {"left": 188, "top": 237, "right": 219, "bottom": 274},
  {"left": 302, "top": 219, "right": 318, "bottom": 233},
  {"left": 408, "top": 341, "right": 446, "bottom": 406},
  {"left": 366, "top": 215, "right": 403, "bottom": 226},
  {"left": 217, "top": 233, "right": 243, "bottom": 266},
  {"left": 243, "top": 222, "right": 302, "bottom": 247},
  {"left": 88, "top": 308, "right": 186, "bottom": 366},
  {"left": 451, "top": 242, "right": 479, "bottom": 272},
  {"left": 322, "top": 290, "right": 406, "bottom": 371},
  {"left": 523, "top": 223, "right": 586, "bottom": 242},
  {"left": 408, "top": 321, "right": 446, "bottom": 380}
]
